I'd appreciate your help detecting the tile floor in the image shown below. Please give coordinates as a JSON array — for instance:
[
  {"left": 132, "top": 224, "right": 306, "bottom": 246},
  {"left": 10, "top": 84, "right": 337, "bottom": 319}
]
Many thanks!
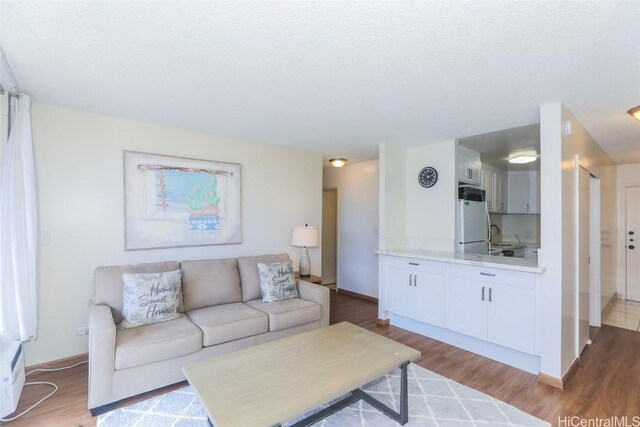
[{"left": 602, "top": 298, "right": 640, "bottom": 331}]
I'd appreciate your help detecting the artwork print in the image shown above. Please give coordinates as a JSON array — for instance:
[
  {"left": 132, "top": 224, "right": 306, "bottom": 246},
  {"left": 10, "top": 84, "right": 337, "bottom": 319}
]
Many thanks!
[{"left": 124, "top": 151, "right": 242, "bottom": 250}]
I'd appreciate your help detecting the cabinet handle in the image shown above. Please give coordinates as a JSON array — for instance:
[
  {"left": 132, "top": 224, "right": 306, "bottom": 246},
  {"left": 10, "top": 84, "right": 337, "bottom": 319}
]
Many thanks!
[
  {"left": 481, "top": 286, "right": 485, "bottom": 301},
  {"left": 467, "top": 168, "right": 472, "bottom": 179},
  {"left": 414, "top": 275, "right": 418, "bottom": 287},
  {"left": 489, "top": 287, "right": 492, "bottom": 302},
  {"left": 408, "top": 274, "right": 412, "bottom": 286},
  {"left": 526, "top": 203, "right": 529, "bottom": 212},
  {"left": 408, "top": 262, "right": 419, "bottom": 266},
  {"left": 480, "top": 272, "right": 496, "bottom": 277}
]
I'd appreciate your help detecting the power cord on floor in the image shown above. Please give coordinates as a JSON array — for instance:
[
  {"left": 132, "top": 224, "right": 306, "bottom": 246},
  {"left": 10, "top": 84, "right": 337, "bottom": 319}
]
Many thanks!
[{"left": 0, "top": 360, "right": 88, "bottom": 422}]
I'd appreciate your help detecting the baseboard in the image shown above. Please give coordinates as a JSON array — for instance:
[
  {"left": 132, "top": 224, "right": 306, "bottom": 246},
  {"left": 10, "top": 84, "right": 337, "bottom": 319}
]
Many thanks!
[
  {"left": 27, "top": 353, "right": 88, "bottom": 371},
  {"left": 537, "top": 357, "right": 579, "bottom": 390},
  {"left": 336, "top": 288, "right": 378, "bottom": 303},
  {"left": 537, "top": 373, "right": 563, "bottom": 389},
  {"left": 376, "top": 318, "right": 390, "bottom": 327}
]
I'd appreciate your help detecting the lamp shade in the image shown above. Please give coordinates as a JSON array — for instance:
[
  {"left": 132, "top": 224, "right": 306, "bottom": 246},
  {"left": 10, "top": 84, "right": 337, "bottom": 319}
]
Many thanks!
[{"left": 291, "top": 225, "right": 319, "bottom": 247}]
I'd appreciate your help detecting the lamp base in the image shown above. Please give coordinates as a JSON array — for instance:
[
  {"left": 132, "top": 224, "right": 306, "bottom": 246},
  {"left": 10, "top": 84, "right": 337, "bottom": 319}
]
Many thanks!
[{"left": 299, "top": 247, "right": 311, "bottom": 277}]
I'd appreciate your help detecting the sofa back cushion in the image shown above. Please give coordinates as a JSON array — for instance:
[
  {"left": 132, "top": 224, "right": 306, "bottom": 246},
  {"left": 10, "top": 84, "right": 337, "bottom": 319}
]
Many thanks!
[
  {"left": 237, "top": 253, "right": 291, "bottom": 302},
  {"left": 180, "top": 258, "right": 242, "bottom": 311},
  {"left": 93, "top": 261, "right": 180, "bottom": 324}
]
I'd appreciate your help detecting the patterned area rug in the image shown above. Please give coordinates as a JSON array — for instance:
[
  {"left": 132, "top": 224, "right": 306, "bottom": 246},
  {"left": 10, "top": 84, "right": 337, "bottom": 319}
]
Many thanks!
[{"left": 98, "top": 363, "right": 549, "bottom": 426}]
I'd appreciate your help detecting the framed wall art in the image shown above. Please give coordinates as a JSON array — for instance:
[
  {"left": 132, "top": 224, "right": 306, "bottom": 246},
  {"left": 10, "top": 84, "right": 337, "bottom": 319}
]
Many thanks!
[{"left": 124, "top": 151, "right": 242, "bottom": 250}]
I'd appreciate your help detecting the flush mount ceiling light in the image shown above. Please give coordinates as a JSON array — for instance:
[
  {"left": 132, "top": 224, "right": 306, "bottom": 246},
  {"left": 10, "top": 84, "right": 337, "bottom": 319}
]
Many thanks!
[
  {"left": 329, "top": 158, "right": 348, "bottom": 168},
  {"left": 628, "top": 106, "right": 640, "bottom": 121},
  {"left": 508, "top": 155, "right": 537, "bottom": 164}
]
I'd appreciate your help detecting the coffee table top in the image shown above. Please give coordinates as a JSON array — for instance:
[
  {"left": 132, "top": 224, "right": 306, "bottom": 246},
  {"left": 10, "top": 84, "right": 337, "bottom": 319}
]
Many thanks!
[{"left": 182, "top": 322, "right": 420, "bottom": 427}]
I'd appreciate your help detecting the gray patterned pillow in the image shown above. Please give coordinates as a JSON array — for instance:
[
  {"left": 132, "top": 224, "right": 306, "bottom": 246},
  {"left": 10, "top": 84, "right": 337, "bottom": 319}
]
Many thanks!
[
  {"left": 119, "top": 270, "right": 183, "bottom": 329},
  {"left": 257, "top": 261, "right": 298, "bottom": 303}
]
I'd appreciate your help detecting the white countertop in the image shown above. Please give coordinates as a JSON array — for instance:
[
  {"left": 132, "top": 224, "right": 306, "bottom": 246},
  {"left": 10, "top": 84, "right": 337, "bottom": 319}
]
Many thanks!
[{"left": 377, "top": 248, "right": 544, "bottom": 274}]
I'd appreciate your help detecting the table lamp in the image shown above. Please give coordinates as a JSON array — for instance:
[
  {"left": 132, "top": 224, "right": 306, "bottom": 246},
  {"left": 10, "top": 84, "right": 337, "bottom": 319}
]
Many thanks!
[{"left": 291, "top": 224, "right": 319, "bottom": 277}]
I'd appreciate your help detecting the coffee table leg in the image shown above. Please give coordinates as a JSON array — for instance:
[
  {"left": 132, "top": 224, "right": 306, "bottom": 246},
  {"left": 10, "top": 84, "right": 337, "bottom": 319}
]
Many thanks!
[{"left": 289, "top": 361, "right": 411, "bottom": 427}]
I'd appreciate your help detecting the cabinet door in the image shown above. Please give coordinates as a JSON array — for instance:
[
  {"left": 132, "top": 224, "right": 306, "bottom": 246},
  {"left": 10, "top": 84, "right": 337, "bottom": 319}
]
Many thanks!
[
  {"left": 447, "top": 276, "right": 487, "bottom": 340},
  {"left": 387, "top": 266, "right": 419, "bottom": 319},
  {"left": 499, "top": 173, "right": 508, "bottom": 213},
  {"left": 507, "top": 173, "right": 530, "bottom": 213},
  {"left": 485, "top": 170, "right": 495, "bottom": 212},
  {"left": 487, "top": 282, "right": 535, "bottom": 354},
  {"left": 414, "top": 271, "right": 446, "bottom": 327},
  {"left": 467, "top": 159, "right": 481, "bottom": 185}
]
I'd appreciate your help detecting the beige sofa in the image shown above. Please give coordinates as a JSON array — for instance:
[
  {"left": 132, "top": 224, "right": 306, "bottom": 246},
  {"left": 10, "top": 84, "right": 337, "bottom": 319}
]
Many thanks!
[{"left": 88, "top": 253, "right": 330, "bottom": 415}]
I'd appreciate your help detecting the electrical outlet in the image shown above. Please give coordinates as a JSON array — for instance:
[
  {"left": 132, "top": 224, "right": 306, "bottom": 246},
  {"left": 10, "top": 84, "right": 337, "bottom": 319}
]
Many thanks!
[{"left": 76, "top": 327, "right": 89, "bottom": 336}]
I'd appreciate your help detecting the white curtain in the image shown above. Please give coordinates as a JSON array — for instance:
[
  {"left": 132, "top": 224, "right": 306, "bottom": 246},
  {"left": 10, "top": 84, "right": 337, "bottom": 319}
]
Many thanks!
[{"left": 0, "top": 94, "right": 38, "bottom": 343}]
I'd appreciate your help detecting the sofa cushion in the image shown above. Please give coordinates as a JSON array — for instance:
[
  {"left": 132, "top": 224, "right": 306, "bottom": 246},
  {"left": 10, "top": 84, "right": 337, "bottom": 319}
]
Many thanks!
[
  {"left": 114, "top": 316, "right": 202, "bottom": 370},
  {"left": 246, "top": 298, "right": 321, "bottom": 331},
  {"left": 237, "top": 253, "right": 291, "bottom": 302},
  {"left": 180, "top": 259, "right": 242, "bottom": 312},
  {"left": 187, "top": 303, "right": 268, "bottom": 346},
  {"left": 94, "top": 261, "right": 181, "bottom": 324}
]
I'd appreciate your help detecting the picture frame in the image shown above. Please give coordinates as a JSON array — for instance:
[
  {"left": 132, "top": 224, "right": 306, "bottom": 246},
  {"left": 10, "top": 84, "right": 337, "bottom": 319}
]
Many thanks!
[{"left": 123, "top": 151, "right": 242, "bottom": 250}]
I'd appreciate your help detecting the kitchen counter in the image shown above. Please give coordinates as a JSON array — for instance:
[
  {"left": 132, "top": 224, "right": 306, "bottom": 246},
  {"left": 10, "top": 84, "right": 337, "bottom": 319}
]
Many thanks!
[{"left": 377, "top": 248, "right": 544, "bottom": 274}]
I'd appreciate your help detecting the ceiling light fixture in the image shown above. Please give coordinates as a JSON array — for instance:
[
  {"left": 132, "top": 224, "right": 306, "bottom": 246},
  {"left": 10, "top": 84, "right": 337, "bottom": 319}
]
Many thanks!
[
  {"left": 508, "top": 155, "right": 537, "bottom": 164},
  {"left": 329, "top": 158, "right": 348, "bottom": 168},
  {"left": 628, "top": 106, "right": 640, "bottom": 121}
]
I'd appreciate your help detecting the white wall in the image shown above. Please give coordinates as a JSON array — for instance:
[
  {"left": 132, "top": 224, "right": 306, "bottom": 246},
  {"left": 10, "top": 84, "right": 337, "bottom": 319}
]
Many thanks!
[
  {"left": 493, "top": 214, "right": 540, "bottom": 247},
  {"left": 28, "top": 103, "right": 322, "bottom": 365},
  {"left": 539, "top": 102, "right": 617, "bottom": 379},
  {"left": 323, "top": 160, "right": 379, "bottom": 298},
  {"left": 379, "top": 143, "right": 406, "bottom": 250},
  {"left": 404, "top": 141, "right": 457, "bottom": 251},
  {"left": 616, "top": 163, "right": 640, "bottom": 298}
]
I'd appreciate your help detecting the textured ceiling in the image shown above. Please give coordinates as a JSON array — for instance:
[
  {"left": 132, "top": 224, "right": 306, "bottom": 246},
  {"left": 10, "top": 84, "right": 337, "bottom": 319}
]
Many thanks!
[{"left": 1, "top": 1, "right": 639, "bottom": 164}]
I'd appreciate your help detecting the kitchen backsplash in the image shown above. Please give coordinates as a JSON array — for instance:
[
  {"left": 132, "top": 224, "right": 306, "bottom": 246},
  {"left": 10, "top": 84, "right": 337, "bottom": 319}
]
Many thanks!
[{"left": 490, "top": 214, "right": 540, "bottom": 247}]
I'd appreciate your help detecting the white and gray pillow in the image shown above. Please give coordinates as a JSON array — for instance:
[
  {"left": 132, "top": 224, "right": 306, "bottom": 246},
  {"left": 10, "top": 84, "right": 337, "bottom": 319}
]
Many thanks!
[
  {"left": 120, "top": 269, "right": 183, "bottom": 329},
  {"left": 257, "top": 261, "right": 298, "bottom": 303}
]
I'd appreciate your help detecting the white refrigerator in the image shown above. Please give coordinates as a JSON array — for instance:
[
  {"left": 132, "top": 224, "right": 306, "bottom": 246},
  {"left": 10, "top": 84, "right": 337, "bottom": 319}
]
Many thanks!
[{"left": 457, "top": 187, "right": 489, "bottom": 254}]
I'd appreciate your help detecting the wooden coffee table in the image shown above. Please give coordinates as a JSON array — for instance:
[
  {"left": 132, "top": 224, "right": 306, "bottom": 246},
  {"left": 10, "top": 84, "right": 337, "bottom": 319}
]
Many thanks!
[{"left": 182, "top": 322, "right": 420, "bottom": 427}]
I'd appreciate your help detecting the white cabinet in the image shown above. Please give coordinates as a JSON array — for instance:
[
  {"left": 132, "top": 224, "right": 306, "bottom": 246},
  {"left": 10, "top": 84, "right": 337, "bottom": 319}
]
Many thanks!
[
  {"left": 482, "top": 165, "right": 508, "bottom": 214},
  {"left": 507, "top": 171, "right": 539, "bottom": 214},
  {"left": 457, "top": 146, "right": 481, "bottom": 186},
  {"left": 494, "top": 171, "right": 508, "bottom": 213},
  {"left": 480, "top": 166, "right": 495, "bottom": 212},
  {"left": 446, "top": 264, "right": 535, "bottom": 354},
  {"left": 387, "top": 258, "right": 446, "bottom": 327}
]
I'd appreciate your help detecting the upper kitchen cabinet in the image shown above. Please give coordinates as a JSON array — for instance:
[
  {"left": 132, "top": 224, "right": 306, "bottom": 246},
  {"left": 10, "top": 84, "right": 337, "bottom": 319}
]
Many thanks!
[
  {"left": 456, "top": 145, "right": 481, "bottom": 186},
  {"left": 507, "top": 171, "right": 539, "bottom": 214},
  {"left": 481, "top": 164, "right": 508, "bottom": 213}
]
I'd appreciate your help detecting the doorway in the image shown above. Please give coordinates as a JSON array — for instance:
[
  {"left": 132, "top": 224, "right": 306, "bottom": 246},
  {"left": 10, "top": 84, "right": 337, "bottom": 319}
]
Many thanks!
[{"left": 322, "top": 189, "right": 337, "bottom": 287}]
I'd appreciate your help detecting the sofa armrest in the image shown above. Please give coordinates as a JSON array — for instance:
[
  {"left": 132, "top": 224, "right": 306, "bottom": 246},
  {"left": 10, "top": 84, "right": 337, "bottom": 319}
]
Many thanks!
[
  {"left": 88, "top": 303, "right": 116, "bottom": 410},
  {"left": 297, "top": 280, "right": 330, "bottom": 327}
]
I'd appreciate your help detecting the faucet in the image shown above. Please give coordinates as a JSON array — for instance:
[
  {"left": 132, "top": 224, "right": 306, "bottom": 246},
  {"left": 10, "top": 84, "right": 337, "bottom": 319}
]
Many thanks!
[{"left": 489, "top": 224, "right": 502, "bottom": 241}]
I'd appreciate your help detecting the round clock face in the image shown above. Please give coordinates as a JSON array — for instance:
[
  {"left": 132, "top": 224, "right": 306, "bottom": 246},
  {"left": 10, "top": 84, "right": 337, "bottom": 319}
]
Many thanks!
[{"left": 418, "top": 167, "right": 438, "bottom": 188}]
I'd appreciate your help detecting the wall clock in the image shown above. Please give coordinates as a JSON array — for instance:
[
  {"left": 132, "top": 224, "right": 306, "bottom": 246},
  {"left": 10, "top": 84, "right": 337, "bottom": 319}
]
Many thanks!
[{"left": 418, "top": 166, "right": 438, "bottom": 188}]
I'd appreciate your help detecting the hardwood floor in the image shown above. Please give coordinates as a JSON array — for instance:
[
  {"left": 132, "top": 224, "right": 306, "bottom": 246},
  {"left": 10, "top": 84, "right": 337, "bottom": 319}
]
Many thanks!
[{"left": 6, "top": 292, "right": 640, "bottom": 426}]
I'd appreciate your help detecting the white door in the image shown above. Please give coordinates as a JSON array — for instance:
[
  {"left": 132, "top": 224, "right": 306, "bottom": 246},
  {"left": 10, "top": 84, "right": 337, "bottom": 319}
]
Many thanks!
[
  {"left": 486, "top": 282, "right": 535, "bottom": 354},
  {"left": 321, "top": 190, "right": 337, "bottom": 285},
  {"left": 626, "top": 186, "right": 640, "bottom": 301},
  {"left": 447, "top": 276, "right": 487, "bottom": 339},
  {"left": 577, "top": 167, "right": 590, "bottom": 355}
]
